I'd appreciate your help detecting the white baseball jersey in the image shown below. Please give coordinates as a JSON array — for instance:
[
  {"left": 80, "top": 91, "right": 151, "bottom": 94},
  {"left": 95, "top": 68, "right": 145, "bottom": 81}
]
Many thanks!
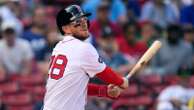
[{"left": 43, "top": 36, "right": 106, "bottom": 110}]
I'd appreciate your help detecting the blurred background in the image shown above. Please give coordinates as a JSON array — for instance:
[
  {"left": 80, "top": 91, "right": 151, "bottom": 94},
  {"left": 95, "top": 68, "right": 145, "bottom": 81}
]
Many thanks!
[{"left": 0, "top": 0, "right": 194, "bottom": 110}]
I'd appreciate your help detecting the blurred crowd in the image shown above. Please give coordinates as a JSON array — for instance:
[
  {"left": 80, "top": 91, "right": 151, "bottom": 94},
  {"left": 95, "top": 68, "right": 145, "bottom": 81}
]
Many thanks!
[{"left": 0, "top": 0, "right": 194, "bottom": 110}]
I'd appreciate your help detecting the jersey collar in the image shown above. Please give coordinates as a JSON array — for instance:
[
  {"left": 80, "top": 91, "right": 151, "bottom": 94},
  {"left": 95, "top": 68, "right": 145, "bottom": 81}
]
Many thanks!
[{"left": 62, "top": 35, "right": 76, "bottom": 42}]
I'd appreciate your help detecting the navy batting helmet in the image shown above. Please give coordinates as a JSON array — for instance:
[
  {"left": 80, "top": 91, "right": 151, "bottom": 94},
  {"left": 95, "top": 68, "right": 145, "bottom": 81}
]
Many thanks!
[{"left": 56, "top": 5, "right": 91, "bottom": 35}]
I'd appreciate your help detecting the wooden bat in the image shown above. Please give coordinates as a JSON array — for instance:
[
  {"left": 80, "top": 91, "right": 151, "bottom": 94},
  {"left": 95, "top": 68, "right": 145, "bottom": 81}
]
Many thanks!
[{"left": 126, "top": 40, "right": 162, "bottom": 79}]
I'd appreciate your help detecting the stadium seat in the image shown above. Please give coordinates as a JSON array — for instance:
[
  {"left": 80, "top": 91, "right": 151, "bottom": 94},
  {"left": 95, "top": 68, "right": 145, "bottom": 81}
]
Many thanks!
[
  {"left": 0, "top": 82, "right": 19, "bottom": 94},
  {"left": 7, "top": 104, "right": 34, "bottom": 110},
  {"left": 138, "top": 75, "right": 162, "bottom": 85},
  {"left": 34, "top": 95, "right": 45, "bottom": 102},
  {"left": 152, "top": 85, "right": 167, "bottom": 94},
  {"left": 139, "top": 85, "right": 153, "bottom": 95},
  {"left": 135, "top": 95, "right": 153, "bottom": 106},
  {"left": 0, "top": 73, "right": 7, "bottom": 83},
  {"left": 21, "top": 84, "right": 45, "bottom": 93},
  {"left": 112, "top": 98, "right": 131, "bottom": 110},
  {"left": 33, "top": 86, "right": 46, "bottom": 101},
  {"left": 19, "top": 84, "right": 45, "bottom": 101},
  {"left": 11, "top": 74, "right": 45, "bottom": 86},
  {"left": 163, "top": 75, "right": 181, "bottom": 85},
  {"left": 33, "top": 86, "right": 46, "bottom": 95},
  {"left": 2, "top": 92, "right": 33, "bottom": 106},
  {"left": 189, "top": 75, "right": 194, "bottom": 87},
  {"left": 120, "top": 84, "right": 139, "bottom": 97},
  {"left": 112, "top": 96, "right": 153, "bottom": 109}
]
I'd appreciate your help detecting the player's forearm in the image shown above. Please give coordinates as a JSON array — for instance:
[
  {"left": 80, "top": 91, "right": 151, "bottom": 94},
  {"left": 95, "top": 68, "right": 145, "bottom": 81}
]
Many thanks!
[
  {"left": 87, "top": 83, "right": 107, "bottom": 97},
  {"left": 95, "top": 67, "right": 124, "bottom": 86}
]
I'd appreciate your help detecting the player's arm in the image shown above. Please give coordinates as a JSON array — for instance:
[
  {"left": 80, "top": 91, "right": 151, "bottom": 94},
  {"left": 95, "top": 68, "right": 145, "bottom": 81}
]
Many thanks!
[
  {"left": 95, "top": 66, "right": 128, "bottom": 89},
  {"left": 80, "top": 43, "right": 128, "bottom": 89},
  {"left": 87, "top": 83, "right": 107, "bottom": 97},
  {"left": 87, "top": 83, "right": 121, "bottom": 99}
]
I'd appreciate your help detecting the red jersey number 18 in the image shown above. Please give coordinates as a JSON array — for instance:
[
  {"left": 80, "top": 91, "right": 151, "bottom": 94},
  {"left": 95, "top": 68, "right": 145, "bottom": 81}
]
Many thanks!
[{"left": 49, "top": 55, "right": 68, "bottom": 80}]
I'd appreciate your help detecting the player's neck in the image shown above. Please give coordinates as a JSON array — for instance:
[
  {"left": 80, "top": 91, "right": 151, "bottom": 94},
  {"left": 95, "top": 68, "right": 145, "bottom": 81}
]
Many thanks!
[
  {"left": 74, "top": 36, "right": 88, "bottom": 41},
  {"left": 65, "top": 33, "right": 73, "bottom": 36},
  {"left": 64, "top": 34, "right": 88, "bottom": 41}
]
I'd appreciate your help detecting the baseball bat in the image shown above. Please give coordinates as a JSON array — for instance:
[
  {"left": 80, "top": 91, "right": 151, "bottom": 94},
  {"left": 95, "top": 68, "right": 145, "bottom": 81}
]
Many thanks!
[{"left": 126, "top": 40, "right": 162, "bottom": 79}]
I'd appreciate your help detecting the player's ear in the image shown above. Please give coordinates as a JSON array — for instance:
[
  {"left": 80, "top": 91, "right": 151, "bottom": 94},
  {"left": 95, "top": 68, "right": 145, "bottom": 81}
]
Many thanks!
[{"left": 62, "top": 25, "right": 72, "bottom": 34}]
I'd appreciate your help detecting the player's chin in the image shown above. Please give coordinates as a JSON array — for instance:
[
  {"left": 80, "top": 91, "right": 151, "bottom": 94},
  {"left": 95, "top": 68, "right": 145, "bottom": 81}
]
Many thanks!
[
  {"left": 76, "top": 31, "right": 89, "bottom": 41},
  {"left": 82, "top": 30, "right": 89, "bottom": 37}
]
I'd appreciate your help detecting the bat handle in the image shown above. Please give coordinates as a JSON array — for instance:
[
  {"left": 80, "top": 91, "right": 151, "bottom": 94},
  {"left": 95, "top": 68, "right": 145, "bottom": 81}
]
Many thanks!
[
  {"left": 125, "top": 65, "right": 139, "bottom": 79},
  {"left": 126, "top": 74, "right": 132, "bottom": 79},
  {"left": 125, "top": 70, "right": 135, "bottom": 79}
]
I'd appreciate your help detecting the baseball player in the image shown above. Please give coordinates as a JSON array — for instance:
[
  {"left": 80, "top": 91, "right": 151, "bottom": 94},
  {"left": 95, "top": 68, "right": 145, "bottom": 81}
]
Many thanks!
[{"left": 42, "top": 5, "right": 128, "bottom": 110}]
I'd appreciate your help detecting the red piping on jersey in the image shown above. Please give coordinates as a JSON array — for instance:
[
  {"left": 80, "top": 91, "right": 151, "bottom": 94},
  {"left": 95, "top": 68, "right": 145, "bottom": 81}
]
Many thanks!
[{"left": 96, "top": 67, "right": 124, "bottom": 86}]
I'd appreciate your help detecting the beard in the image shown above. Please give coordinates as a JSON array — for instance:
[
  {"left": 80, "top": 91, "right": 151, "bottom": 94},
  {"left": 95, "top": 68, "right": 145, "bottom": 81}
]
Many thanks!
[
  {"left": 74, "top": 34, "right": 89, "bottom": 41},
  {"left": 74, "top": 23, "right": 90, "bottom": 41}
]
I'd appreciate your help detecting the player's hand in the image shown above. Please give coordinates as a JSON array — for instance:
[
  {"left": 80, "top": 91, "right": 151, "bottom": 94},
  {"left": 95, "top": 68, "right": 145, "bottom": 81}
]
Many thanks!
[
  {"left": 107, "top": 84, "right": 123, "bottom": 98},
  {"left": 120, "top": 77, "right": 129, "bottom": 89}
]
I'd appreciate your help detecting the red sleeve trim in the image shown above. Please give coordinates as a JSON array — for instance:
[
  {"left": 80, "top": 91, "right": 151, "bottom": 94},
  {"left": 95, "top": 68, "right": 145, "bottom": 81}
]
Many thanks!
[
  {"left": 87, "top": 83, "right": 107, "bottom": 97},
  {"left": 96, "top": 67, "right": 124, "bottom": 86}
]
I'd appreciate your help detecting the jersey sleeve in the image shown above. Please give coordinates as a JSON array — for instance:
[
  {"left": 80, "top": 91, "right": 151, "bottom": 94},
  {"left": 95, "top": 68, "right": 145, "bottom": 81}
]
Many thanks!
[{"left": 80, "top": 43, "right": 106, "bottom": 78}]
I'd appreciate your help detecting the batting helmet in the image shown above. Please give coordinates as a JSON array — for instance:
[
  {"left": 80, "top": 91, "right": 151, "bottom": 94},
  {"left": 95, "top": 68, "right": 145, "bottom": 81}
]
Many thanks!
[{"left": 56, "top": 5, "right": 91, "bottom": 35}]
